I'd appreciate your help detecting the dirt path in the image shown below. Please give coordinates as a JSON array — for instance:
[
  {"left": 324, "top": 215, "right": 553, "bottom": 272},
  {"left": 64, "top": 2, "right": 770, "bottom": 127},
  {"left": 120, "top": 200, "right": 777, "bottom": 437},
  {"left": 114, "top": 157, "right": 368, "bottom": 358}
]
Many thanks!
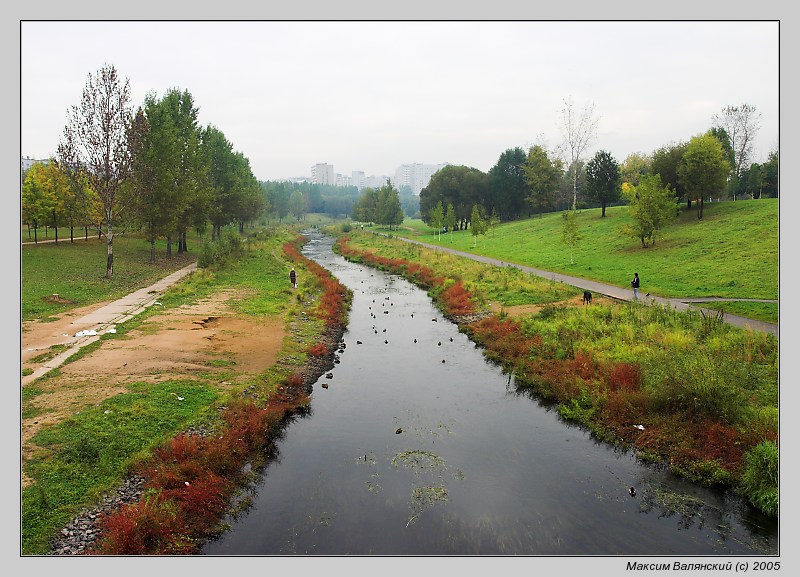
[{"left": 21, "top": 289, "right": 286, "bottom": 488}]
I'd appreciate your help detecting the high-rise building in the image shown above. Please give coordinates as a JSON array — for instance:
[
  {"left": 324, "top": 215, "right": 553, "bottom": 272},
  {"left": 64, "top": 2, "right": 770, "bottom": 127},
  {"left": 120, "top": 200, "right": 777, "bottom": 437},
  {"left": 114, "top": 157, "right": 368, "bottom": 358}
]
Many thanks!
[
  {"left": 310, "top": 163, "right": 334, "bottom": 185},
  {"left": 351, "top": 170, "right": 366, "bottom": 191},
  {"left": 394, "top": 162, "right": 449, "bottom": 195}
]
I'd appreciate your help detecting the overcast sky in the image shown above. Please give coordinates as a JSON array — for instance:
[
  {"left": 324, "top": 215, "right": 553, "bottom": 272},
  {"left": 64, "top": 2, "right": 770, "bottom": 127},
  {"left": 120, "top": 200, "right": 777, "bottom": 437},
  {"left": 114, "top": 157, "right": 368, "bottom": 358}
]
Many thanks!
[{"left": 20, "top": 20, "right": 778, "bottom": 183}]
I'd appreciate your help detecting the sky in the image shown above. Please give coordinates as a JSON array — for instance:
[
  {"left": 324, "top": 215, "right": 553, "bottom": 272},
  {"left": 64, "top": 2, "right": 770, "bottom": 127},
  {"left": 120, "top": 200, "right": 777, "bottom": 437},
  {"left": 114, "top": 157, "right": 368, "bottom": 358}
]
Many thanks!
[{"left": 20, "top": 20, "right": 779, "bottom": 183}]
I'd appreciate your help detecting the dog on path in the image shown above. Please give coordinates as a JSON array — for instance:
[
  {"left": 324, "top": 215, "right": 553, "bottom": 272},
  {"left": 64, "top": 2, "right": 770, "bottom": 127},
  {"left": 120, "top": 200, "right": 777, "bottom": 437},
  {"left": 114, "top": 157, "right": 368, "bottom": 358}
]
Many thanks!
[{"left": 582, "top": 290, "right": 592, "bottom": 305}]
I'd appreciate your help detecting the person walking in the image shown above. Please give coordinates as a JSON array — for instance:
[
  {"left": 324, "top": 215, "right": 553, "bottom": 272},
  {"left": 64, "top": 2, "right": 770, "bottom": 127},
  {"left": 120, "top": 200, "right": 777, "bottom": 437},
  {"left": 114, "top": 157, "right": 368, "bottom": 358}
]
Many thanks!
[
  {"left": 289, "top": 267, "right": 297, "bottom": 289},
  {"left": 631, "top": 272, "right": 640, "bottom": 301}
]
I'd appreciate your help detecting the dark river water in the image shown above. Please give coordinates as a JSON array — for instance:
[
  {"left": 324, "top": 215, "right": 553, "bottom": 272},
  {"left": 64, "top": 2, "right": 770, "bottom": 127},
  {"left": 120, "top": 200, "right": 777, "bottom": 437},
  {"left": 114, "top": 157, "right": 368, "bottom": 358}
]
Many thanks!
[{"left": 202, "top": 231, "right": 778, "bottom": 557}]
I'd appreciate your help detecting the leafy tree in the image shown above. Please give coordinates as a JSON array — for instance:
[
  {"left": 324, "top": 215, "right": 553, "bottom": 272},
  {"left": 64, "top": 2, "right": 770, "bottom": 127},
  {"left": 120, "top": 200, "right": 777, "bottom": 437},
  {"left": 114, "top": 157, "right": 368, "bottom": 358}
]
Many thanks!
[
  {"left": 352, "top": 188, "right": 378, "bottom": 224},
  {"left": 488, "top": 147, "right": 528, "bottom": 221},
  {"left": 470, "top": 204, "right": 487, "bottom": 247},
  {"left": 621, "top": 174, "right": 677, "bottom": 248},
  {"left": 584, "top": 150, "right": 621, "bottom": 217},
  {"left": 419, "top": 165, "right": 489, "bottom": 231},
  {"left": 375, "top": 183, "right": 404, "bottom": 229},
  {"left": 651, "top": 141, "right": 689, "bottom": 207},
  {"left": 21, "top": 162, "right": 55, "bottom": 243},
  {"left": 712, "top": 103, "right": 761, "bottom": 199},
  {"left": 201, "top": 126, "right": 257, "bottom": 239},
  {"left": 429, "top": 200, "right": 444, "bottom": 240},
  {"left": 678, "top": 134, "right": 730, "bottom": 220},
  {"left": 761, "top": 150, "right": 779, "bottom": 198},
  {"left": 289, "top": 190, "right": 306, "bottom": 221},
  {"left": 620, "top": 152, "right": 651, "bottom": 187},
  {"left": 57, "top": 64, "right": 135, "bottom": 278},
  {"left": 560, "top": 209, "right": 582, "bottom": 265},
  {"left": 523, "top": 145, "right": 563, "bottom": 217},
  {"left": 558, "top": 96, "right": 600, "bottom": 210},
  {"left": 445, "top": 203, "right": 456, "bottom": 241}
]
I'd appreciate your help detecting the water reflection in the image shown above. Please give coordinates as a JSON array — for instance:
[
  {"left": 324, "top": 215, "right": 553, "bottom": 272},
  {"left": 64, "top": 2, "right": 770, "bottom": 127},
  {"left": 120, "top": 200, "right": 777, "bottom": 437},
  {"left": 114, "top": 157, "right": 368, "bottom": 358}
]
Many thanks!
[{"left": 202, "top": 231, "right": 777, "bottom": 556}]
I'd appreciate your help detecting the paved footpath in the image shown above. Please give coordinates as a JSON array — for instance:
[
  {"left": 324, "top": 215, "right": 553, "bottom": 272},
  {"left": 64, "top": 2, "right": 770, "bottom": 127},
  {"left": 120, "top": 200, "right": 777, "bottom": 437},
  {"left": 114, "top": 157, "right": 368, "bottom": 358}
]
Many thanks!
[
  {"left": 21, "top": 262, "right": 198, "bottom": 386},
  {"left": 383, "top": 234, "right": 778, "bottom": 337}
]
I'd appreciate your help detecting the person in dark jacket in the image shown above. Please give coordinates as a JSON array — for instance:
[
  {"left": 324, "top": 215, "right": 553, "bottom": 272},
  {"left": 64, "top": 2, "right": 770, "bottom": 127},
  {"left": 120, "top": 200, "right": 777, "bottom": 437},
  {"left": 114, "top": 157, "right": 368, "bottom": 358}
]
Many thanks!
[
  {"left": 631, "top": 272, "right": 640, "bottom": 301},
  {"left": 289, "top": 268, "right": 297, "bottom": 289}
]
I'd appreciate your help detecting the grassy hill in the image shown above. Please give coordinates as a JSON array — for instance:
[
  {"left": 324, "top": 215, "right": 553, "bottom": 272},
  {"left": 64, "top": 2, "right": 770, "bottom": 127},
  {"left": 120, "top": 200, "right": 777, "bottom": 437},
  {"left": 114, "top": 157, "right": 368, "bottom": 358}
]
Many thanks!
[{"left": 392, "top": 199, "right": 778, "bottom": 321}]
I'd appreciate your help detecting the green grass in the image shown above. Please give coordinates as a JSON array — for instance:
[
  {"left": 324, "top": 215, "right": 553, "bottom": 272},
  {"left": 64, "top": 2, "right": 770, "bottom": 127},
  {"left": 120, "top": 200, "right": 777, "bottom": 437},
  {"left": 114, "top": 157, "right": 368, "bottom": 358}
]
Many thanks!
[
  {"left": 697, "top": 301, "right": 778, "bottom": 324},
  {"left": 390, "top": 199, "right": 778, "bottom": 305},
  {"left": 22, "top": 379, "right": 219, "bottom": 554},
  {"left": 21, "top": 234, "right": 203, "bottom": 321}
]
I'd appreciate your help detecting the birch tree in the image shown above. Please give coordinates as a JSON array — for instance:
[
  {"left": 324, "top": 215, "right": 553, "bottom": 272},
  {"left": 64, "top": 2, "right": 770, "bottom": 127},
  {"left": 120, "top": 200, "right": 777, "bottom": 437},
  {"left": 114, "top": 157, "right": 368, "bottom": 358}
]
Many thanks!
[
  {"left": 711, "top": 104, "right": 761, "bottom": 199},
  {"left": 558, "top": 96, "right": 600, "bottom": 210},
  {"left": 57, "top": 64, "right": 135, "bottom": 278}
]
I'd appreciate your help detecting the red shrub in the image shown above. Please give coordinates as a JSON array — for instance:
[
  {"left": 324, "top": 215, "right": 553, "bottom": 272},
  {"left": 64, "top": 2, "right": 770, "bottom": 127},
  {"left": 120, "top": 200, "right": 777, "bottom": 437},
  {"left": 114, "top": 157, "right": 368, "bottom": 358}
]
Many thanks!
[
  {"left": 308, "top": 343, "right": 328, "bottom": 357},
  {"left": 94, "top": 493, "right": 196, "bottom": 555},
  {"left": 161, "top": 470, "right": 232, "bottom": 528},
  {"left": 605, "top": 362, "right": 642, "bottom": 391}
]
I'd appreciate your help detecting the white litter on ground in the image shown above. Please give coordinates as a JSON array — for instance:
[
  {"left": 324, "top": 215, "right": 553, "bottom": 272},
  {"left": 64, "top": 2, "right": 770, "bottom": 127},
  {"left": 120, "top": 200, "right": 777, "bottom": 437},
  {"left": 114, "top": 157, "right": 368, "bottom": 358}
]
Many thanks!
[{"left": 75, "top": 329, "right": 98, "bottom": 337}]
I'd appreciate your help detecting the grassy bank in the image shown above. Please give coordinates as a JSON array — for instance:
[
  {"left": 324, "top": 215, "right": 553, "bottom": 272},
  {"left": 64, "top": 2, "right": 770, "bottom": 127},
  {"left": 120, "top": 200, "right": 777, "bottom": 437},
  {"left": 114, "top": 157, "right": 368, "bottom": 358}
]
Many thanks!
[
  {"left": 21, "top": 235, "right": 203, "bottom": 322},
  {"left": 334, "top": 229, "right": 779, "bottom": 517},
  {"left": 387, "top": 199, "right": 778, "bottom": 323},
  {"left": 21, "top": 226, "right": 352, "bottom": 554}
]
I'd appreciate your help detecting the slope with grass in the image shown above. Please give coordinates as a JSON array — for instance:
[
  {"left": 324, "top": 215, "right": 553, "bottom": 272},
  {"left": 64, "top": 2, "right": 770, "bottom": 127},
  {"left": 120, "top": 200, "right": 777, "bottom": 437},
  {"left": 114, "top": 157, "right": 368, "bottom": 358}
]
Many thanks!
[{"left": 392, "top": 199, "right": 778, "bottom": 320}]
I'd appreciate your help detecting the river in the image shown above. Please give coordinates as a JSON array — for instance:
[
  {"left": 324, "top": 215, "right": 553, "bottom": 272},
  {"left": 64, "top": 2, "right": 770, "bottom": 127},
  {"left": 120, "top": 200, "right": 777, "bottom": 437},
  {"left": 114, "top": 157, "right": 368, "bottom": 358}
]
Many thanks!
[{"left": 202, "top": 231, "right": 778, "bottom": 557}]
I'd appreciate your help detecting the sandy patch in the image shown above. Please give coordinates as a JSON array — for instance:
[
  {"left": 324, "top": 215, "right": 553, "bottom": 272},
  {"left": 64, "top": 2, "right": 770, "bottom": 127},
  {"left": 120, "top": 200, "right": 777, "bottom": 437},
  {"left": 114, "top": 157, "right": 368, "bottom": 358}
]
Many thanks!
[
  {"left": 21, "top": 290, "right": 286, "bottom": 487},
  {"left": 489, "top": 294, "right": 606, "bottom": 317}
]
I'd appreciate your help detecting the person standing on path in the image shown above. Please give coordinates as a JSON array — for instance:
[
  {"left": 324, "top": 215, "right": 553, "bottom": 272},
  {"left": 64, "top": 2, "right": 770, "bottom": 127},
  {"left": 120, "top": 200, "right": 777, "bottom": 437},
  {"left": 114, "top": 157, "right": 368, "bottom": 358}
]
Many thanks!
[
  {"left": 631, "top": 272, "right": 640, "bottom": 301},
  {"left": 289, "top": 267, "right": 297, "bottom": 289}
]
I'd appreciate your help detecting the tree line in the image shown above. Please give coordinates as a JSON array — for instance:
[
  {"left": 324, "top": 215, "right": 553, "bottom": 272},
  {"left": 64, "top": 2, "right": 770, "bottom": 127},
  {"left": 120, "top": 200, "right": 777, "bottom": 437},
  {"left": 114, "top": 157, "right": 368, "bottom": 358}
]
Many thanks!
[
  {"left": 21, "top": 64, "right": 264, "bottom": 277},
  {"left": 416, "top": 99, "right": 777, "bottom": 245}
]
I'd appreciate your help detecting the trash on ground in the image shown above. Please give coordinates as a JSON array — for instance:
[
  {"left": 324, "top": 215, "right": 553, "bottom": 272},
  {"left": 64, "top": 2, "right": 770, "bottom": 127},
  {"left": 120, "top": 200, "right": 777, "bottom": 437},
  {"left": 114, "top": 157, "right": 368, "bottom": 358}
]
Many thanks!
[{"left": 75, "top": 329, "right": 98, "bottom": 337}]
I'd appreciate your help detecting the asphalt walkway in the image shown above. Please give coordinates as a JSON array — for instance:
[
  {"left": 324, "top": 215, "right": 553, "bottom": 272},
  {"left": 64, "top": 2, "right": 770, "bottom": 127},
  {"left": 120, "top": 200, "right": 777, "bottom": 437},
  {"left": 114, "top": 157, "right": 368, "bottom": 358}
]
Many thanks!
[
  {"left": 21, "top": 262, "right": 198, "bottom": 386},
  {"left": 383, "top": 234, "right": 779, "bottom": 337}
]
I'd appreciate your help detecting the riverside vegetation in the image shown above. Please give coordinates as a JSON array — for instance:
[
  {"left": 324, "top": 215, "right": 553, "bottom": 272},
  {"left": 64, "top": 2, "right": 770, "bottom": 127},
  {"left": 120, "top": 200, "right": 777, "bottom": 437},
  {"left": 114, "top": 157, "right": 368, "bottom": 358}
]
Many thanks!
[
  {"left": 20, "top": 199, "right": 778, "bottom": 554},
  {"left": 21, "top": 225, "right": 351, "bottom": 554},
  {"left": 332, "top": 201, "right": 778, "bottom": 519}
]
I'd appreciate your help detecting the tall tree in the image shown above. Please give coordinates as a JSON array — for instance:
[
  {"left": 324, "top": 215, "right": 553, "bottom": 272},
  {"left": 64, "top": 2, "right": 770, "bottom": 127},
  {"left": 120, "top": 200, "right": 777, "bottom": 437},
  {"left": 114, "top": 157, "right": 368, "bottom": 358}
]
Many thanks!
[
  {"left": 57, "top": 64, "right": 135, "bottom": 278},
  {"left": 651, "top": 142, "right": 689, "bottom": 207},
  {"left": 488, "top": 147, "right": 528, "bottom": 221},
  {"left": 621, "top": 175, "right": 677, "bottom": 248},
  {"left": 761, "top": 150, "right": 779, "bottom": 198},
  {"left": 375, "top": 183, "right": 404, "bottom": 230},
  {"left": 711, "top": 104, "right": 761, "bottom": 199},
  {"left": 558, "top": 96, "right": 600, "bottom": 210},
  {"left": 678, "top": 134, "right": 730, "bottom": 220},
  {"left": 353, "top": 188, "right": 378, "bottom": 224},
  {"left": 584, "top": 150, "right": 621, "bottom": 217},
  {"left": 289, "top": 189, "right": 306, "bottom": 221},
  {"left": 430, "top": 201, "right": 444, "bottom": 240},
  {"left": 445, "top": 203, "right": 456, "bottom": 241},
  {"left": 21, "top": 162, "right": 55, "bottom": 244},
  {"left": 523, "top": 145, "right": 563, "bottom": 217},
  {"left": 470, "top": 204, "right": 487, "bottom": 247},
  {"left": 620, "top": 152, "right": 651, "bottom": 187}
]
